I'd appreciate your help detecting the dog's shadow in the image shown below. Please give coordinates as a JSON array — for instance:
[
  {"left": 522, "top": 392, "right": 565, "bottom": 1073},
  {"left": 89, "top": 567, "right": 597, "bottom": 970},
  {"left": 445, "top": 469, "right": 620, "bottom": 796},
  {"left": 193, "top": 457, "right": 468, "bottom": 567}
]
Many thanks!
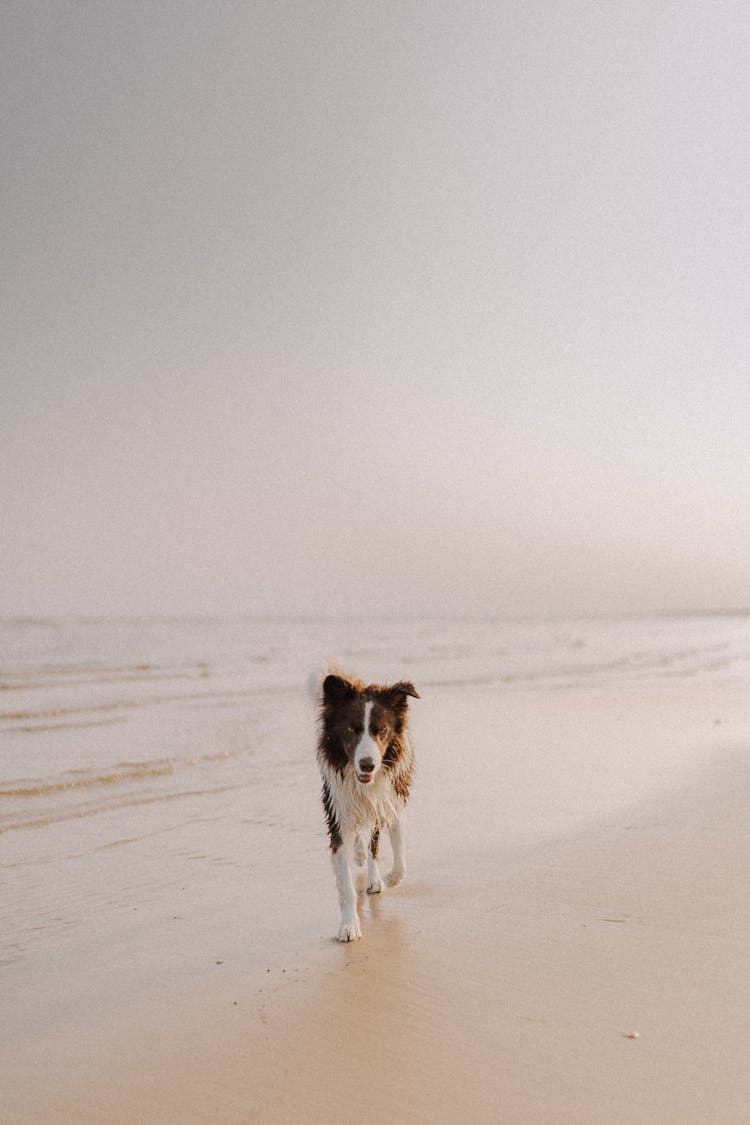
[
  {"left": 326, "top": 878, "right": 431, "bottom": 946},
  {"left": 354, "top": 873, "right": 431, "bottom": 920}
]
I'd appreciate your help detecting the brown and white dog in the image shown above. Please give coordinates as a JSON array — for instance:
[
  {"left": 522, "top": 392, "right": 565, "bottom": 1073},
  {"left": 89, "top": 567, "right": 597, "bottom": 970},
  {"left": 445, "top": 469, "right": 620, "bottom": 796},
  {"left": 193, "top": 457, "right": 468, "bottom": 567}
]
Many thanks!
[{"left": 317, "top": 673, "right": 420, "bottom": 941}]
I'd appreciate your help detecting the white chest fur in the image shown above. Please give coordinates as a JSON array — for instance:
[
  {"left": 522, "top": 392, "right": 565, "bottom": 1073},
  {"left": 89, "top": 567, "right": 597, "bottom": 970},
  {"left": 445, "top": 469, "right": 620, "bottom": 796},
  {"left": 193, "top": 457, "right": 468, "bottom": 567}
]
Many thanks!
[{"left": 320, "top": 745, "right": 411, "bottom": 833}]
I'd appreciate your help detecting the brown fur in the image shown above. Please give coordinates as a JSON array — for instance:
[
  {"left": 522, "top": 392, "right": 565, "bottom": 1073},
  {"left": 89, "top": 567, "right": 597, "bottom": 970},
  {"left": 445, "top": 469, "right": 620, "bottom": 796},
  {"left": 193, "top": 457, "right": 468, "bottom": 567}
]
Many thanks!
[
  {"left": 317, "top": 673, "right": 419, "bottom": 852},
  {"left": 317, "top": 672, "right": 420, "bottom": 941},
  {"left": 318, "top": 673, "right": 418, "bottom": 783}
]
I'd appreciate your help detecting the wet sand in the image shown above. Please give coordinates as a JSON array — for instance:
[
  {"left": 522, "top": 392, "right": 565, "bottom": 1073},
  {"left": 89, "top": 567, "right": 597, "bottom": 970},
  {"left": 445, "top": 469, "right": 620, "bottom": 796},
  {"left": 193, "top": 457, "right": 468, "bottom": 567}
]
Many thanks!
[{"left": 5, "top": 676, "right": 750, "bottom": 1123}]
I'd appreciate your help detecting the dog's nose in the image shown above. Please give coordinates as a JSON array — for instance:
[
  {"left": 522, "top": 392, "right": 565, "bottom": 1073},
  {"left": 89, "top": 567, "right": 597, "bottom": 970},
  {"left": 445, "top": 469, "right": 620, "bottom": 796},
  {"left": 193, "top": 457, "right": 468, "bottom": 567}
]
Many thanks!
[{"left": 358, "top": 757, "right": 375, "bottom": 774}]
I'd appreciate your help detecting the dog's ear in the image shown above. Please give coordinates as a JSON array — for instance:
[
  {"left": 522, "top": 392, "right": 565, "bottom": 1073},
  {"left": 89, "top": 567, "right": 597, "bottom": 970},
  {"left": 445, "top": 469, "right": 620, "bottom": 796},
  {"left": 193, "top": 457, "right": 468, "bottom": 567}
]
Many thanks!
[
  {"left": 387, "top": 681, "right": 420, "bottom": 707},
  {"left": 323, "top": 674, "right": 354, "bottom": 702}
]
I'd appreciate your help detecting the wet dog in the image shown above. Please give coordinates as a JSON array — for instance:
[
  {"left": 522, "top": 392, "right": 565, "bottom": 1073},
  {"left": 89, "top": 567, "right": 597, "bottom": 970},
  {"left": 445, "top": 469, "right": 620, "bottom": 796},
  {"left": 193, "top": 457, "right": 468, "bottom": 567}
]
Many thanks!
[{"left": 317, "top": 673, "right": 419, "bottom": 941}]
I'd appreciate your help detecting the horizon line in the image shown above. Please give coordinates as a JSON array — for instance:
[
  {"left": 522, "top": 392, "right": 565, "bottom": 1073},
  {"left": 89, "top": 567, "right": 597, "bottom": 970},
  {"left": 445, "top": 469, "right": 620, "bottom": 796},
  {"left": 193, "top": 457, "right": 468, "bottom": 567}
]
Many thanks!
[{"left": 0, "top": 607, "right": 748, "bottom": 626}]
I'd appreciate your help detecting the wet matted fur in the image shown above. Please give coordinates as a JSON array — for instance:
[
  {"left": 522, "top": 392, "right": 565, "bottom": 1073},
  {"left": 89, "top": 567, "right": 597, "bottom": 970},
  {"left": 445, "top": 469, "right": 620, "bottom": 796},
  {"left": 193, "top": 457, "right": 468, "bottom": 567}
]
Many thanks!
[{"left": 317, "top": 672, "right": 419, "bottom": 941}]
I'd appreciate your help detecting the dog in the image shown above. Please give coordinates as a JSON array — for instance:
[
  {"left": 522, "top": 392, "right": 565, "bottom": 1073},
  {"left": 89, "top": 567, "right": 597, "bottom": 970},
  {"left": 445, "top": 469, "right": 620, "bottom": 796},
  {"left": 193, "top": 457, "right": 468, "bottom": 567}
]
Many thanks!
[{"left": 317, "top": 672, "right": 420, "bottom": 941}]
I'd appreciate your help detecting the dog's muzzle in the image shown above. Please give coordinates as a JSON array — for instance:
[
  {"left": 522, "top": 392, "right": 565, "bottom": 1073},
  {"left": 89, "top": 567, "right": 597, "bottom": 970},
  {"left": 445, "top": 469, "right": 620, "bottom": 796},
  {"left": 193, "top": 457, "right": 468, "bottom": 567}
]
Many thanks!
[{"left": 356, "top": 756, "right": 376, "bottom": 784}]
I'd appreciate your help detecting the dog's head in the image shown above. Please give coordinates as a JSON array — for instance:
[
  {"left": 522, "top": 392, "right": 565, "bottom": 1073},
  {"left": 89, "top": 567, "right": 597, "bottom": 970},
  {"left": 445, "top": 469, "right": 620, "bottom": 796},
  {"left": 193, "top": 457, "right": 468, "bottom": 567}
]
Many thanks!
[{"left": 321, "top": 673, "right": 419, "bottom": 784}]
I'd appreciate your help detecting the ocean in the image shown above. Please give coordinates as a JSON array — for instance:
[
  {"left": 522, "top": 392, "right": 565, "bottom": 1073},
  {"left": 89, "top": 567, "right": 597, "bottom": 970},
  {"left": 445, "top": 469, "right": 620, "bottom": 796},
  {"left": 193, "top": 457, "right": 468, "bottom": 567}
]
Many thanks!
[{"left": 2, "top": 612, "right": 749, "bottom": 966}]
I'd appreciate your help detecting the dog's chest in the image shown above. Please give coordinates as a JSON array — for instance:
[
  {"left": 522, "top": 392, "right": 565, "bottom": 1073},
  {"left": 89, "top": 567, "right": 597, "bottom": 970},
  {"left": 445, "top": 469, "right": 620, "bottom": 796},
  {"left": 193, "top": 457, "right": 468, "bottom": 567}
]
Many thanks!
[{"left": 327, "top": 766, "right": 403, "bottom": 830}]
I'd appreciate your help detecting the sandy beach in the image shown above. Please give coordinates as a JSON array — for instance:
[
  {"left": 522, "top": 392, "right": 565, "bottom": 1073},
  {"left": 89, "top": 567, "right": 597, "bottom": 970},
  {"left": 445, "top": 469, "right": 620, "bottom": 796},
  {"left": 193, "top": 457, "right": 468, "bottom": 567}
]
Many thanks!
[
  {"left": 4, "top": 616, "right": 750, "bottom": 1123},
  {"left": 7, "top": 3, "right": 750, "bottom": 1120}
]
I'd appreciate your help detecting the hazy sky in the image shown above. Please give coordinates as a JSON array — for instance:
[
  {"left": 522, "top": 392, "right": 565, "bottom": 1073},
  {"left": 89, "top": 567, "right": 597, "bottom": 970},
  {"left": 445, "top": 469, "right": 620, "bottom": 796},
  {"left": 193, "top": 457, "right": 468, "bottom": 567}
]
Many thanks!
[{"left": 3, "top": 1, "right": 750, "bottom": 618}]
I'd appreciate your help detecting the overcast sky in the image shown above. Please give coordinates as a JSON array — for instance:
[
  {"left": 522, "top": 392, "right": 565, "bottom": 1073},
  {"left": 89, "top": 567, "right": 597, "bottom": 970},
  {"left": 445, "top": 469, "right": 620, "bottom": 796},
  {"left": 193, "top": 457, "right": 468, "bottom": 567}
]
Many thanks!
[{"left": 2, "top": 1, "right": 749, "bottom": 618}]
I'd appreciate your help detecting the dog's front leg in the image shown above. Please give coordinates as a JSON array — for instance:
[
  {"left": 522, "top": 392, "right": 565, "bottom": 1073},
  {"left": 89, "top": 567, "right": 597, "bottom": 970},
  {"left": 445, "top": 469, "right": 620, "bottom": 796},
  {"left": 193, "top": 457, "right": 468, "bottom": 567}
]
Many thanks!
[
  {"left": 385, "top": 813, "right": 407, "bottom": 887},
  {"left": 367, "top": 825, "right": 382, "bottom": 894},
  {"left": 332, "top": 833, "right": 361, "bottom": 941}
]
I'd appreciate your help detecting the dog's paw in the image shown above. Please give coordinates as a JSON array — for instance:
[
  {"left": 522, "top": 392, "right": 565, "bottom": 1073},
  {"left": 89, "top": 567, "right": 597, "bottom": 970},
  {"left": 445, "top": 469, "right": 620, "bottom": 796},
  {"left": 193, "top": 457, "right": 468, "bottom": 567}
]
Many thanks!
[
  {"left": 338, "top": 917, "right": 362, "bottom": 942},
  {"left": 367, "top": 874, "right": 382, "bottom": 895},
  {"left": 385, "top": 867, "right": 405, "bottom": 887}
]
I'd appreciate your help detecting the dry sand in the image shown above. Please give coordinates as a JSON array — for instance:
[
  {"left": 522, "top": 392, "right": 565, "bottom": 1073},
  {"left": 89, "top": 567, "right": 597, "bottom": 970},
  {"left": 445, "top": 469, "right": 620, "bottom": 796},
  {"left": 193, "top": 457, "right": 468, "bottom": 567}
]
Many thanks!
[{"left": 5, "top": 677, "right": 750, "bottom": 1123}]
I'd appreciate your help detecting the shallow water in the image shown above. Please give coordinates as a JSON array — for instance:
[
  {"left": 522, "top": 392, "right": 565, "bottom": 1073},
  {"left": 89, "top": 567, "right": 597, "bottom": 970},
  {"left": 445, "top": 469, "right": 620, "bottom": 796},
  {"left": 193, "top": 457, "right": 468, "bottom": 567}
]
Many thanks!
[
  {"left": 2, "top": 613, "right": 749, "bottom": 967},
  {"left": 2, "top": 613, "right": 749, "bottom": 836}
]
